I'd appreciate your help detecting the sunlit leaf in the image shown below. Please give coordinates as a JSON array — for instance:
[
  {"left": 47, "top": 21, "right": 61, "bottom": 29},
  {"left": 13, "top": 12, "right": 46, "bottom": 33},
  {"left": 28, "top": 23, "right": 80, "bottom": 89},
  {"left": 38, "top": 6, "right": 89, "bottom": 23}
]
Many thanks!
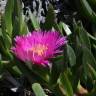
[
  {"left": 4, "top": 0, "right": 14, "bottom": 37},
  {"left": 59, "top": 22, "right": 72, "bottom": 36},
  {"left": 12, "top": 0, "right": 28, "bottom": 37},
  {"left": 32, "top": 83, "right": 47, "bottom": 96},
  {"left": 28, "top": 9, "right": 40, "bottom": 30}
]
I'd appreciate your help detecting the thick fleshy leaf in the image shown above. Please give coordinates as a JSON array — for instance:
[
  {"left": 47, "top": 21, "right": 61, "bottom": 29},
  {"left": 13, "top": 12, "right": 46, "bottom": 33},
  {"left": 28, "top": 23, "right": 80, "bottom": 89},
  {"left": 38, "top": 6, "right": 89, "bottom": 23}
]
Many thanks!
[
  {"left": 4, "top": 0, "right": 14, "bottom": 37},
  {"left": 59, "top": 22, "right": 72, "bottom": 36},
  {"left": 1, "top": 16, "right": 12, "bottom": 49},
  {"left": 21, "top": 15, "right": 28, "bottom": 34},
  {"left": 71, "top": 46, "right": 83, "bottom": 91},
  {"left": 88, "top": 64, "right": 96, "bottom": 80},
  {"left": 12, "top": 0, "right": 28, "bottom": 37},
  {"left": 76, "top": 0, "right": 96, "bottom": 24},
  {"left": 28, "top": 9, "right": 40, "bottom": 30},
  {"left": 0, "top": 36, "right": 12, "bottom": 60},
  {"left": 12, "top": 66, "right": 22, "bottom": 76},
  {"left": 59, "top": 72, "right": 74, "bottom": 96},
  {"left": 67, "top": 45, "right": 76, "bottom": 67},
  {"left": 44, "top": 4, "right": 56, "bottom": 30},
  {"left": 82, "top": 46, "right": 96, "bottom": 81},
  {"left": 50, "top": 56, "right": 64, "bottom": 85},
  {"left": 53, "top": 23, "right": 61, "bottom": 33},
  {"left": 88, "top": 32, "right": 96, "bottom": 45},
  {"left": 80, "top": 0, "right": 93, "bottom": 15},
  {"left": 83, "top": 46, "right": 96, "bottom": 70},
  {"left": 32, "top": 83, "right": 46, "bottom": 96},
  {"left": 78, "top": 22, "right": 91, "bottom": 49},
  {"left": 14, "top": 58, "right": 47, "bottom": 84},
  {"left": 87, "top": 0, "right": 96, "bottom": 12},
  {"left": 0, "top": 32, "right": 12, "bottom": 60},
  {"left": 31, "top": 65, "right": 49, "bottom": 83}
]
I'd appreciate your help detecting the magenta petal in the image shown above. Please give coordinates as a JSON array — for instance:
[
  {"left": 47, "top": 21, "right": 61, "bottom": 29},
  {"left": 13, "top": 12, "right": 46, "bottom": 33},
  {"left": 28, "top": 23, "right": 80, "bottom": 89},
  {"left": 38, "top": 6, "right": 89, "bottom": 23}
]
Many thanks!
[{"left": 11, "top": 30, "right": 67, "bottom": 66}]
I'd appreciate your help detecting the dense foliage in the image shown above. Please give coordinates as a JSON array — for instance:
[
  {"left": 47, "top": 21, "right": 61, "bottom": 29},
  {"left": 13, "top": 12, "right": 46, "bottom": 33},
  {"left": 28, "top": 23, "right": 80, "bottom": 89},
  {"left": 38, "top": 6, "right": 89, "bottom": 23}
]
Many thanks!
[{"left": 0, "top": 0, "right": 96, "bottom": 96}]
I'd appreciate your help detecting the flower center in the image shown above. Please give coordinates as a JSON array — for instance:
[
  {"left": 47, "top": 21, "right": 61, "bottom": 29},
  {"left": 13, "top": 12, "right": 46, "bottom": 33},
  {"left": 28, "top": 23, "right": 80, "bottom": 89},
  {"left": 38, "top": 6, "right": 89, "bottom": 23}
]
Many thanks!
[{"left": 30, "top": 44, "right": 48, "bottom": 56}]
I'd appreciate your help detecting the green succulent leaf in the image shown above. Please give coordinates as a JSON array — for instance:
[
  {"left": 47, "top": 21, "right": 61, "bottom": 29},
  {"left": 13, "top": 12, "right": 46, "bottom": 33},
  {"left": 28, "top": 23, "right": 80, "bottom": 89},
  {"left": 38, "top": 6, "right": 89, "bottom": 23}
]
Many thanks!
[
  {"left": 88, "top": 64, "right": 96, "bottom": 80},
  {"left": 59, "top": 72, "right": 74, "bottom": 96},
  {"left": 44, "top": 4, "right": 56, "bottom": 30},
  {"left": 87, "top": 0, "right": 96, "bottom": 12},
  {"left": 4, "top": 0, "right": 14, "bottom": 37},
  {"left": 12, "top": 66, "right": 22, "bottom": 76},
  {"left": 31, "top": 65, "right": 49, "bottom": 83},
  {"left": 83, "top": 46, "right": 96, "bottom": 70},
  {"left": 59, "top": 22, "right": 72, "bottom": 36},
  {"left": 50, "top": 56, "right": 64, "bottom": 85},
  {"left": 78, "top": 22, "right": 91, "bottom": 49},
  {"left": 67, "top": 45, "right": 76, "bottom": 67},
  {"left": 1, "top": 16, "right": 12, "bottom": 49},
  {"left": 76, "top": 0, "right": 96, "bottom": 24},
  {"left": 82, "top": 46, "right": 96, "bottom": 81},
  {"left": 28, "top": 9, "right": 40, "bottom": 30},
  {"left": 12, "top": 0, "right": 28, "bottom": 37},
  {"left": 32, "top": 83, "right": 47, "bottom": 96}
]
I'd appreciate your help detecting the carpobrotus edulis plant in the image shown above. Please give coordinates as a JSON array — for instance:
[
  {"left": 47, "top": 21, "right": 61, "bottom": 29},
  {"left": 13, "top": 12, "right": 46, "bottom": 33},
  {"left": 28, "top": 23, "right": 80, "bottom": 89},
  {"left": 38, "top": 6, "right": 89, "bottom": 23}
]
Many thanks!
[{"left": 12, "top": 30, "right": 67, "bottom": 66}]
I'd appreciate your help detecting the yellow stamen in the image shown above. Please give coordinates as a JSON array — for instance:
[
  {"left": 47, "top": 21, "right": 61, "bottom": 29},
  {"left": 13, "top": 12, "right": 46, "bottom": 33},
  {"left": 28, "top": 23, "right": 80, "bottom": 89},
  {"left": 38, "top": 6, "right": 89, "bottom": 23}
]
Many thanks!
[{"left": 30, "top": 44, "right": 47, "bottom": 56}]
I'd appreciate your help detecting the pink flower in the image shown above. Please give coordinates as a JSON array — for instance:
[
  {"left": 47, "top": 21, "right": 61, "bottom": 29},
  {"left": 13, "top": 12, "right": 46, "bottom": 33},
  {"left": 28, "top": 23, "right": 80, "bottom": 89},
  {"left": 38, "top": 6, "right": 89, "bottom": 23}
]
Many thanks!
[{"left": 12, "top": 30, "right": 67, "bottom": 66}]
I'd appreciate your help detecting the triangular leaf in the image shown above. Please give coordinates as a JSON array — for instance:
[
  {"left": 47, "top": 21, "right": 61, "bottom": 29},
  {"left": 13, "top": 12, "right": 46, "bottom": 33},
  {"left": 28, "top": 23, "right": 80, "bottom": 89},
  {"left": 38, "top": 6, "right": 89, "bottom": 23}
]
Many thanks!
[
  {"left": 59, "top": 72, "right": 74, "bottom": 96},
  {"left": 67, "top": 45, "right": 76, "bottom": 67},
  {"left": 32, "top": 83, "right": 46, "bottom": 96}
]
